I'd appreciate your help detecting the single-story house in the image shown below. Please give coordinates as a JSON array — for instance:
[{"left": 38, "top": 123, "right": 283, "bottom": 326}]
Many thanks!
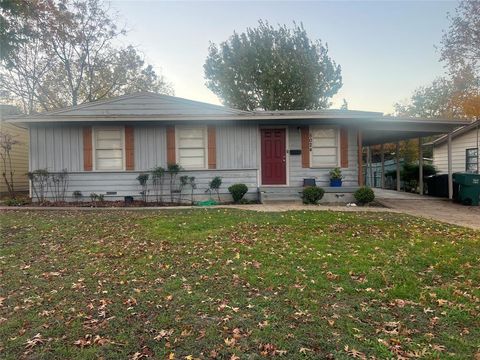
[
  {"left": 428, "top": 120, "right": 479, "bottom": 174},
  {"left": 0, "top": 105, "right": 29, "bottom": 196},
  {"left": 6, "top": 92, "right": 468, "bottom": 203}
]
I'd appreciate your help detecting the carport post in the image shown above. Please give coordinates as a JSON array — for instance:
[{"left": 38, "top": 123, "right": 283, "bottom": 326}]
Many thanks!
[
  {"left": 396, "top": 142, "right": 401, "bottom": 192},
  {"left": 367, "top": 146, "right": 372, "bottom": 187},
  {"left": 419, "top": 138, "right": 423, "bottom": 195},
  {"left": 369, "top": 147, "right": 374, "bottom": 187},
  {"left": 448, "top": 132, "right": 453, "bottom": 200},
  {"left": 380, "top": 144, "right": 385, "bottom": 189},
  {"left": 357, "top": 130, "right": 364, "bottom": 186}
]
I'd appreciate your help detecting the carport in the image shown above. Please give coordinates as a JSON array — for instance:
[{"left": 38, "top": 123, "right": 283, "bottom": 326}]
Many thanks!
[{"left": 358, "top": 116, "right": 471, "bottom": 199}]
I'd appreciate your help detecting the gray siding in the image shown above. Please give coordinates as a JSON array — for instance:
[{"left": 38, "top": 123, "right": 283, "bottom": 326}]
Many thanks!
[
  {"left": 29, "top": 124, "right": 260, "bottom": 173},
  {"left": 288, "top": 126, "right": 358, "bottom": 187},
  {"left": 132, "top": 124, "right": 259, "bottom": 171},
  {"left": 134, "top": 126, "right": 167, "bottom": 170},
  {"left": 216, "top": 124, "right": 259, "bottom": 169},
  {"left": 30, "top": 126, "right": 83, "bottom": 172},
  {"left": 39, "top": 169, "right": 259, "bottom": 202}
]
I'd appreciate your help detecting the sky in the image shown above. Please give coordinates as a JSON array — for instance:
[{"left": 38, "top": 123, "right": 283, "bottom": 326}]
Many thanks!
[{"left": 110, "top": 0, "right": 458, "bottom": 113}]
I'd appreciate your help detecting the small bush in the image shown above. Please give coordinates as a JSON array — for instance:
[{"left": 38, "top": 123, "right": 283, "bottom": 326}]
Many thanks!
[
  {"left": 206, "top": 176, "right": 222, "bottom": 202},
  {"left": 228, "top": 183, "right": 248, "bottom": 203},
  {"left": 354, "top": 186, "right": 375, "bottom": 205},
  {"left": 136, "top": 173, "right": 149, "bottom": 186},
  {"left": 137, "top": 173, "right": 150, "bottom": 202},
  {"left": 302, "top": 186, "right": 325, "bottom": 204},
  {"left": 72, "top": 190, "right": 83, "bottom": 200},
  {"left": 4, "top": 197, "right": 30, "bottom": 206}
]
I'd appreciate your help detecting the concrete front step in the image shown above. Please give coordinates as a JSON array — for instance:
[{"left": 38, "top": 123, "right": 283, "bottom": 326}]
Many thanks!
[
  {"left": 259, "top": 186, "right": 359, "bottom": 204},
  {"left": 259, "top": 187, "right": 302, "bottom": 203}
]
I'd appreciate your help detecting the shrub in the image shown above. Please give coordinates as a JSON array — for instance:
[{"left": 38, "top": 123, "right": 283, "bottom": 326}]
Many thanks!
[
  {"left": 50, "top": 169, "right": 69, "bottom": 202},
  {"left": 302, "top": 186, "right": 325, "bottom": 204},
  {"left": 386, "top": 164, "right": 436, "bottom": 181},
  {"left": 90, "top": 193, "right": 104, "bottom": 205},
  {"left": 151, "top": 166, "right": 166, "bottom": 204},
  {"left": 354, "top": 186, "right": 375, "bottom": 205},
  {"left": 137, "top": 173, "right": 150, "bottom": 202},
  {"left": 178, "top": 175, "right": 189, "bottom": 202},
  {"left": 72, "top": 190, "right": 83, "bottom": 200},
  {"left": 28, "top": 169, "right": 50, "bottom": 203},
  {"left": 137, "top": 173, "right": 149, "bottom": 186},
  {"left": 167, "top": 163, "right": 182, "bottom": 202},
  {"left": 90, "top": 193, "right": 98, "bottom": 202},
  {"left": 188, "top": 176, "right": 197, "bottom": 205},
  {"left": 228, "top": 183, "right": 248, "bottom": 203},
  {"left": 206, "top": 176, "right": 222, "bottom": 202},
  {"left": 4, "top": 196, "right": 29, "bottom": 206}
]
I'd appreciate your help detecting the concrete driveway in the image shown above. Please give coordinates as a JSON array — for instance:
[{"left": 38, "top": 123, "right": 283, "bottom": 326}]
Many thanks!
[{"left": 374, "top": 189, "right": 480, "bottom": 230}]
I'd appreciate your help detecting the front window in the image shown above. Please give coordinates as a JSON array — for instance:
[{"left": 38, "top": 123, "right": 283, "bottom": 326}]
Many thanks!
[
  {"left": 177, "top": 126, "right": 207, "bottom": 169},
  {"left": 310, "top": 126, "right": 339, "bottom": 167},
  {"left": 466, "top": 148, "right": 478, "bottom": 173},
  {"left": 94, "top": 127, "right": 124, "bottom": 170}
]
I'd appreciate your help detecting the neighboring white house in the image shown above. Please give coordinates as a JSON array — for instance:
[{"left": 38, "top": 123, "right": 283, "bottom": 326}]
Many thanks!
[{"left": 429, "top": 120, "right": 479, "bottom": 174}]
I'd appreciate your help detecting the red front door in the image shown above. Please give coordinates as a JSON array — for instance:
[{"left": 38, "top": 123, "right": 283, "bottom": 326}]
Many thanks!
[{"left": 261, "top": 128, "right": 287, "bottom": 185}]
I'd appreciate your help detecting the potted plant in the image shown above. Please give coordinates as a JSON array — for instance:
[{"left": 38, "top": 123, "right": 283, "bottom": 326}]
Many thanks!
[{"left": 329, "top": 167, "right": 343, "bottom": 187}]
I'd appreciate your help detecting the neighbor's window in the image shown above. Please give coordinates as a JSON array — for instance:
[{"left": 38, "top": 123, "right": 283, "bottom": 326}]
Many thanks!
[
  {"left": 310, "top": 126, "right": 339, "bottom": 167},
  {"left": 177, "top": 126, "right": 207, "bottom": 169},
  {"left": 94, "top": 127, "right": 124, "bottom": 170},
  {"left": 466, "top": 148, "right": 478, "bottom": 173}
]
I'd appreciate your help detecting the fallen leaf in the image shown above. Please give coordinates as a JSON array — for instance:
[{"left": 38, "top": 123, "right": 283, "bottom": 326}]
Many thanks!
[{"left": 25, "top": 333, "right": 44, "bottom": 349}]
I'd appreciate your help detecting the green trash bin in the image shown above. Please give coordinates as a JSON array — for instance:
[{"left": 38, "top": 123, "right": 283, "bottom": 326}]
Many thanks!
[{"left": 453, "top": 173, "right": 480, "bottom": 206}]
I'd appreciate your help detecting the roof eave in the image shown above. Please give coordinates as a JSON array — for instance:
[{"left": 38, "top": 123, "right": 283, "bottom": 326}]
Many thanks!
[
  {"left": 426, "top": 120, "right": 479, "bottom": 146},
  {"left": 4, "top": 113, "right": 472, "bottom": 125}
]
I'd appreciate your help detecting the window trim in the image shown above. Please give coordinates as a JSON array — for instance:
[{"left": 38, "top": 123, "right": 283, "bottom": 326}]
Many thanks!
[
  {"left": 175, "top": 125, "right": 208, "bottom": 170},
  {"left": 465, "top": 147, "right": 478, "bottom": 173},
  {"left": 92, "top": 126, "right": 126, "bottom": 172},
  {"left": 309, "top": 125, "right": 341, "bottom": 168}
]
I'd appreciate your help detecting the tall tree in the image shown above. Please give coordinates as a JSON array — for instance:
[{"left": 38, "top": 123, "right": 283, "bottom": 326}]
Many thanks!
[
  {"left": 440, "top": 0, "right": 480, "bottom": 78},
  {"left": 395, "top": 0, "right": 480, "bottom": 121},
  {"left": 204, "top": 20, "right": 342, "bottom": 111},
  {"left": 394, "top": 77, "right": 461, "bottom": 119},
  {"left": 0, "top": 0, "right": 172, "bottom": 114},
  {"left": 0, "top": 0, "right": 38, "bottom": 61}
]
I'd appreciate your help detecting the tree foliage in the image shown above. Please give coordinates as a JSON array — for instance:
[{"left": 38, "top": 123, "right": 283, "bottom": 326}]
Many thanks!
[
  {"left": 395, "top": 0, "right": 480, "bottom": 121},
  {"left": 440, "top": 0, "right": 480, "bottom": 78},
  {"left": 394, "top": 77, "right": 464, "bottom": 119},
  {"left": 204, "top": 20, "right": 342, "bottom": 111},
  {"left": 0, "top": 0, "right": 173, "bottom": 114},
  {"left": 0, "top": 0, "right": 37, "bottom": 61}
]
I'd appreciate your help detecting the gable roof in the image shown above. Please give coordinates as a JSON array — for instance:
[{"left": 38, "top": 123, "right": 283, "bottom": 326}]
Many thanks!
[
  {"left": 426, "top": 120, "right": 479, "bottom": 146},
  {"left": 4, "top": 91, "right": 392, "bottom": 123}
]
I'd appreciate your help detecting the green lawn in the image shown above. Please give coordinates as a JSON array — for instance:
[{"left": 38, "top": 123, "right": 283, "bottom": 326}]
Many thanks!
[{"left": 1, "top": 209, "right": 479, "bottom": 359}]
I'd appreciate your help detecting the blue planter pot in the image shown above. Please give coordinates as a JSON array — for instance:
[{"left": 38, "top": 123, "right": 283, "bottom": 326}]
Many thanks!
[{"left": 330, "top": 179, "right": 342, "bottom": 187}]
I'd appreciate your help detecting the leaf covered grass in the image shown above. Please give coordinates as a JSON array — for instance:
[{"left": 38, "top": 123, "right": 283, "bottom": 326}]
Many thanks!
[{"left": 1, "top": 209, "right": 479, "bottom": 359}]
